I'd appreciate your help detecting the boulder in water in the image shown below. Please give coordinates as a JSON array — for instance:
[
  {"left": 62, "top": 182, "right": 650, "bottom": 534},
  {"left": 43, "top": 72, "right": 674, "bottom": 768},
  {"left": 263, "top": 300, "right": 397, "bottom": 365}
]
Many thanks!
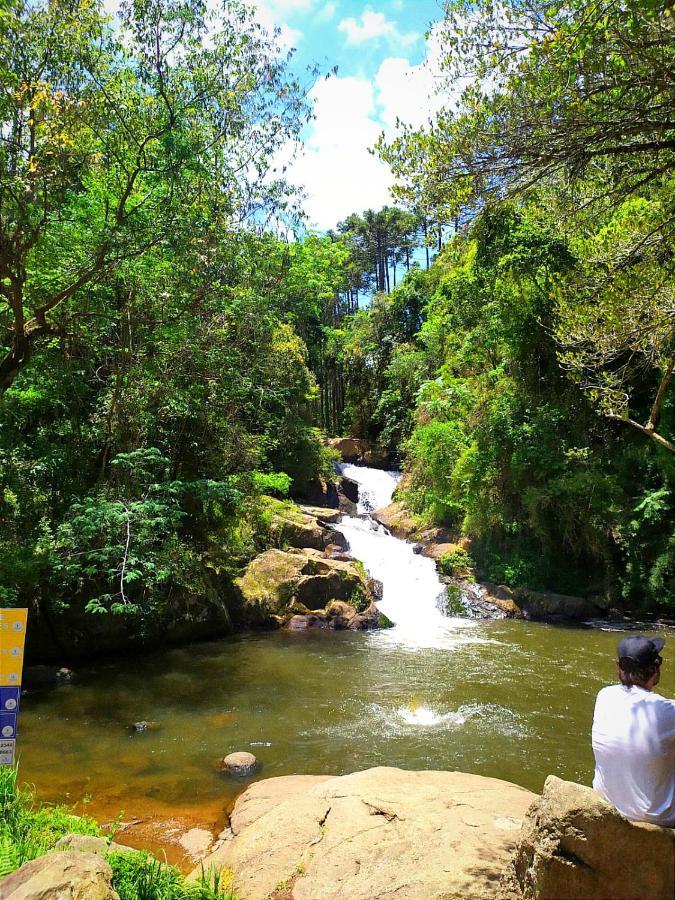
[
  {"left": 339, "top": 476, "right": 359, "bottom": 504},
  {"left": 220, "top": 752, "right": 260, "bottom": 776},
  {"left": 513, "top": 588, "right": 604, "bottom": 622},
  {"left": 128, "top": 720, "right": 160, "bottom": 733},
  {"left": 23, "top": 665, "right": 74, "bottom": 689},
  {"left": 235, "top": 549, "right": 372, "bottom": 626}
]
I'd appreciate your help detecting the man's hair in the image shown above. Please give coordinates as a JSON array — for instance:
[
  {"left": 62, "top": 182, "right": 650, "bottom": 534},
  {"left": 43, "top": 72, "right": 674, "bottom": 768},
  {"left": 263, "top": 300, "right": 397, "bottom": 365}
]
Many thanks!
[{"left": 618, "top": 656, "right": 659, "bottom": 687}]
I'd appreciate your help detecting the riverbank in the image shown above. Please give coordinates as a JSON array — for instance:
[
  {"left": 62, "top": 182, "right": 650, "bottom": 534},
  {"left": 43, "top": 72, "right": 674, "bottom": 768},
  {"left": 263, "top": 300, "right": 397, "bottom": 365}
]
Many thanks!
[{"left": 5, "top": 764, "right": 673, "bottom": 900}]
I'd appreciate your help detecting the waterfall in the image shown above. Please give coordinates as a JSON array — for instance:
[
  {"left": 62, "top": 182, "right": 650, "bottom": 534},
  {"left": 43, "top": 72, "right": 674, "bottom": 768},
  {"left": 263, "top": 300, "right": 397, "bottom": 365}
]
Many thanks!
[{"left": 335, "top": 464, "right": 473, "bottom": 649}]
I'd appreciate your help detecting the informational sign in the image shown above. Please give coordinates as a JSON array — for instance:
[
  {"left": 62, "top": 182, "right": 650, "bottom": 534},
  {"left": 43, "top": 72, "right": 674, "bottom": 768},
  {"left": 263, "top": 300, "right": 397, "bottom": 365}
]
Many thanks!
[{"left": 0, "top": 609, "right": 28, "bottom": 766}]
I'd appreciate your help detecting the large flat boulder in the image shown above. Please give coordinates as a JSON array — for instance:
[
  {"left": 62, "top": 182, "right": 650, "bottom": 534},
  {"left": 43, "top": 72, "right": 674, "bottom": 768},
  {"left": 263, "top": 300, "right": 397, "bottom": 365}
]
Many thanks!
[
  {"left": 0, "top": 851, "right": 119, "bottom": 900},
  {"left": 505, "top": 775, "right": 675, "bottom": 900},
  {"left": 191, "top": 767, "right": 536, "bottom": 899}
]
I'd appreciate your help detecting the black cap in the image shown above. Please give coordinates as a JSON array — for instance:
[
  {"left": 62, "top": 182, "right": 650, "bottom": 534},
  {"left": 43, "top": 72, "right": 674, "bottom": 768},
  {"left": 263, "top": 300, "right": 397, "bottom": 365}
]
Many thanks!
[{"left": 617, "top": 635, "right": 665, "bottom": 667}]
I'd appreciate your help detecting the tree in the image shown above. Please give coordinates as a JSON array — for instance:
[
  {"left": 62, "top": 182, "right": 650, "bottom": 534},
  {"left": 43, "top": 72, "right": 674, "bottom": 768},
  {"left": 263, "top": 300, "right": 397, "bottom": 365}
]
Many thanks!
[
  {"left": 0, "top": 0, "right": 308, "bottom": 393},
  {"left": 555, "top": 196, "right": 675, "bottom": 453},
  {"left": 379, "top": 0, "right": 675, "bottom": 217},
  {"left": 337, "top": 206, "right": 420, "bottom": 294}
]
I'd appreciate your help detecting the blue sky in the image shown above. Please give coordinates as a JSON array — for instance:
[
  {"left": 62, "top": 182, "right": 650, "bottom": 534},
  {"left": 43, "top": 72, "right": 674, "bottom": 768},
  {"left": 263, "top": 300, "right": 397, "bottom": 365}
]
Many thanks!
[{"left": 250, "top": 0, "right": 449, "bottom": 230}]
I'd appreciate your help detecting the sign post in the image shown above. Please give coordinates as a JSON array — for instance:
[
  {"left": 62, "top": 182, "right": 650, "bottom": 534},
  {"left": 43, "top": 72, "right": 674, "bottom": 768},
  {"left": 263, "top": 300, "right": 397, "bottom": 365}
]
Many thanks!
[{"left": 0, "top": 608, "right": 28, "bottom": 765}]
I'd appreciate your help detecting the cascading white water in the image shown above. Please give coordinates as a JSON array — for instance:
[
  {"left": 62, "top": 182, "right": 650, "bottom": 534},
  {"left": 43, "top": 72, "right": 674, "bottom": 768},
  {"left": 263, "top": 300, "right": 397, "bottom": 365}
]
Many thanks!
[{"left": 335, "top": 463, "right": 476, "bottom": 650}]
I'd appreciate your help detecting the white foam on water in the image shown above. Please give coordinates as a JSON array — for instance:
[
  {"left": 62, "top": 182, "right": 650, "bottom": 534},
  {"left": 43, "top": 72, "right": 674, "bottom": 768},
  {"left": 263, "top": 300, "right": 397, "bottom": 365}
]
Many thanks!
[
  {"left": 360, "top": 702, "right": 528, "bottom": 738},
  {"left": 337, "top": 462, "right": 402, "bottom": 514},
  {"left": 398, "top": 705, "right": 466, "bottom": 727}
]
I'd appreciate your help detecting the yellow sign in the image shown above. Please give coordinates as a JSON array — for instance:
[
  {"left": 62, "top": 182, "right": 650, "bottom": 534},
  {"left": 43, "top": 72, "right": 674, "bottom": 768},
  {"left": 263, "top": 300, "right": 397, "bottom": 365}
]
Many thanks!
[
  {"left": 0, "top": 609, "right": 27, "bottom": 764},
  {"left": 0, "top": 608, "right": 28, "bottom": 687}
]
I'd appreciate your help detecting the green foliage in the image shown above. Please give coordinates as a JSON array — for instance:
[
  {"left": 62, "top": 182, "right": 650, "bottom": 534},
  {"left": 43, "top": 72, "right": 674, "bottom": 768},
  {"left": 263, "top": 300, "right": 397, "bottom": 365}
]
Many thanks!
[
  {"left": 437, "top": 550, "right": 474, "bottom": 580},
  {"left": 344, "top": 201, "right": 675, "bottom": 607},
  {"left": 108, "top": 852, "right": 236, "bottom": 900}
]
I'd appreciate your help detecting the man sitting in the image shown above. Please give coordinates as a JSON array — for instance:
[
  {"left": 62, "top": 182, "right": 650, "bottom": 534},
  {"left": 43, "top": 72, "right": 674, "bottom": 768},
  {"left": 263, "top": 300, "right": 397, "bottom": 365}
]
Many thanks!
[{"left": 592, "top": 635, "right": 674, "bottom": 827}]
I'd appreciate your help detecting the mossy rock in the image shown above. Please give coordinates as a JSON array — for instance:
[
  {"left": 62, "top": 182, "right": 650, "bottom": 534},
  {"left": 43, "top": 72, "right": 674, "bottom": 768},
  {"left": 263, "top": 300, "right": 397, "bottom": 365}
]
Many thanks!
[{"left": 235, "top": 549, "right": 371, "bottom": 625}]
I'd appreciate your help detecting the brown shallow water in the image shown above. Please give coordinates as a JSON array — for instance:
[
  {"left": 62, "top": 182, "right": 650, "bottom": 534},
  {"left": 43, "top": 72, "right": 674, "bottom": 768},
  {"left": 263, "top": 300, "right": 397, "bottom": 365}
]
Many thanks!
[{"left": 16, "top": 620, "right": 675, "bottom": 867}]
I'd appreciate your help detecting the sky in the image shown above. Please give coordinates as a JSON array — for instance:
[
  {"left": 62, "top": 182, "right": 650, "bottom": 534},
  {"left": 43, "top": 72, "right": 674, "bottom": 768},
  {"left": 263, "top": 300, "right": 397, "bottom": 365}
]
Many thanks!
[
  {"left": 103, "top": 0, "right": 449, "bottom": 231},
  {"left": 253, "top": 0, "right": 448, "bottom": 230}
]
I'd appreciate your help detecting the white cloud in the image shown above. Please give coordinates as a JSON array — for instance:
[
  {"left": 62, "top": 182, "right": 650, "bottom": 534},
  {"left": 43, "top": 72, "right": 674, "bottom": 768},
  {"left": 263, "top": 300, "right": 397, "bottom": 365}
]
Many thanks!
[
  {"left": 281, "top": 24, "right": 467, "bottom": 230},
  {"left": 316, "top": 1, "right": 337, "bottom": 22},
  {"left": 338, "top": 9, "right": 418, "bottom": 47},
  {"left": 282, "top": 75, "right": 393, "bottom": 229},
  {"left": 255, "top": 0, "right": 315, "bottom": 12},
  {"left": 249, "top": 0, "right": 303, "bottom": 47},
  {"left": 375, "top": 25, "right": 468, "bottom": 135}
]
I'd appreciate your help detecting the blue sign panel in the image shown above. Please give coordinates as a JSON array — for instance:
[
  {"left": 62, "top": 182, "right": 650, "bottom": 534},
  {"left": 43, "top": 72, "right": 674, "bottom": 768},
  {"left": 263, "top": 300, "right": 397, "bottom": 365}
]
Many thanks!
[
  {"left": 0, "top": 686, "right": 20, "bottom": 713},
  {"left": 0, "top": 711, "right": 17, "bottom": 739}
]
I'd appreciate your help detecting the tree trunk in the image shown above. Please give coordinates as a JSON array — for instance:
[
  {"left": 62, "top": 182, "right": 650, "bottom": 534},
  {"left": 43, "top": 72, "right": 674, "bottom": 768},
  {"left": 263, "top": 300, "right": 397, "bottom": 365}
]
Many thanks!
[{"left": 0, "top": 332, "right": 32, "bottom": 393}]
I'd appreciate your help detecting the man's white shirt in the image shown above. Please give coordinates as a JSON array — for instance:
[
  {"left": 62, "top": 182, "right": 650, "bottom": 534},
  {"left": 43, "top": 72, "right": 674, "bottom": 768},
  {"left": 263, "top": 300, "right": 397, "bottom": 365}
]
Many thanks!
[{"left": 592, "top": 683, "right": 675, "bottom": 826}]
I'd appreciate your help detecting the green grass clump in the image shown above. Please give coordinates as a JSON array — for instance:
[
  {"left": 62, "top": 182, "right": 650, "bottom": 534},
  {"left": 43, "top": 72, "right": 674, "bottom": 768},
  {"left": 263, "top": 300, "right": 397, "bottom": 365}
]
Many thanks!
[{"left": 109, "top": 852, "right": 236, "bottom": 900}]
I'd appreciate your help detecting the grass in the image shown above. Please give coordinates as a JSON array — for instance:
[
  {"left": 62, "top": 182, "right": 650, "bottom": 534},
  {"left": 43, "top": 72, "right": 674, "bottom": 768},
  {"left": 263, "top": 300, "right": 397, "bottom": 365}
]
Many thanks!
[
  {"left": 0, "top": 766, "right": 238, "bottom": 899},
  {"left": 109, "top": 851, "right": 237, "bottom": 900}
]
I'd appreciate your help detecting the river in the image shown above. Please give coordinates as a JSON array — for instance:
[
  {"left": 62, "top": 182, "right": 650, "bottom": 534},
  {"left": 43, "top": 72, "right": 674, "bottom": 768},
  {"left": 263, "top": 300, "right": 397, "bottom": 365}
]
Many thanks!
[{"left": 16, "top": 465, "right": 674, "bottom": 864}]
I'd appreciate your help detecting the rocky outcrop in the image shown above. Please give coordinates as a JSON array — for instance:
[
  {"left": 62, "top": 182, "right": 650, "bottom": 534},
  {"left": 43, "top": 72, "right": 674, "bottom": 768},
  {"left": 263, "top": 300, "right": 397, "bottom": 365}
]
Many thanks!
[
  {"left": 512, "top": 588, "right": 605, "bottom": 623},
  {"left": 264, "top": 498, "right": 346, "bottom": 552},
  {"left": 234, "top": 548, "right": 376, "bottom": 627},
  {"left": 325, "top": 436, "right": 390, "bottom": 468},
  {"left": 374, "top": 501, "right": 466, "bottom": 561},
  {"left": 504, "top": 776, "right": 675, "bottom": 900},
  {"left": 446, "top": 579, "right": 522, "bottom": 620},
  {"left": 287, "top": 598, "right": 389, "bottom": 631},
  {"left": 0, "top": 851, "right": 119, "bottom": 900},
  {"left": 191, "top": 767, "right": 536, "bottom": 900}
]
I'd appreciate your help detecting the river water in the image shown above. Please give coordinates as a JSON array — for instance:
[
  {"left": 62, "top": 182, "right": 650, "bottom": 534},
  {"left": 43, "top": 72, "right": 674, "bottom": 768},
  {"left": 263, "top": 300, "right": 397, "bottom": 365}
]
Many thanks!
[{"left": 17, "top": 466, "right": 674, "bottom": 861}]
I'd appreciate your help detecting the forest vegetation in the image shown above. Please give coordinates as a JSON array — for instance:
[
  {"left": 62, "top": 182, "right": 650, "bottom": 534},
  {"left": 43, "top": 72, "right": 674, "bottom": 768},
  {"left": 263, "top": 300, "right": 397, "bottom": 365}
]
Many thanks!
[{"left": 0, "top": 0, "right": 673, "bottom": 657}]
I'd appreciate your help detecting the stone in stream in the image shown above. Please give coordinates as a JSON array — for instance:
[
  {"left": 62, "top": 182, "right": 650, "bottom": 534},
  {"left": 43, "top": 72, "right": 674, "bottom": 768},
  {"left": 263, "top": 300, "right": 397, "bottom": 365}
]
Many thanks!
[
  {"left": 220, "top": 751, "right": 260, "bottom": 776},
  {"left": 22, "top": 665, "right": 75, "bottom": 689},
  {"left": 128, "top": 720, "right": 160, "bottom": 733},
  {"left": 234, "top": 548, "right": 372, "bottom": 626}
]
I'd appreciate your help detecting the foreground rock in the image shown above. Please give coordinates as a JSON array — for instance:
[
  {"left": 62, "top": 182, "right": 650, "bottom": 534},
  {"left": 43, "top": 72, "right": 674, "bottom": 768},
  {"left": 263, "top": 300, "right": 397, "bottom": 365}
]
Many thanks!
[
  {"left": 504, "top": 776, "right": 674, "bottom": 900},
  {"left": 191, "top": 767, "right": 535, "bottom": 899},
  {"left": 0, "top": 851, "right": 119, "bottom": 900},
  {"left": 235, "top": 548, "right": 381, "bottom": 628}
]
